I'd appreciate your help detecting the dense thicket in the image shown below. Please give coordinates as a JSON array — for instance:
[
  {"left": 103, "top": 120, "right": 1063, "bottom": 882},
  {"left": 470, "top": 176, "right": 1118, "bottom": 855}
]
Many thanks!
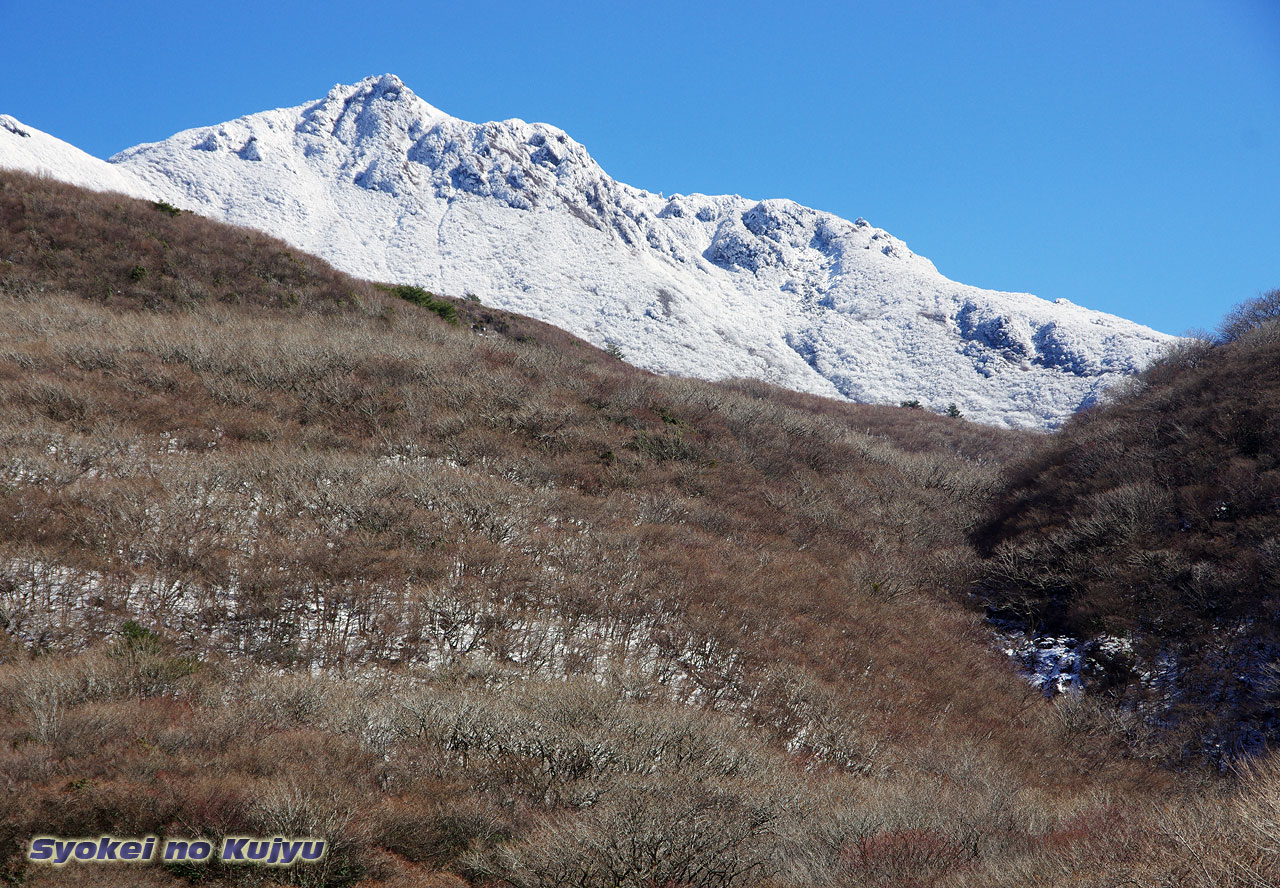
[
  {"left": 975, "top": 292, "right": 1280, "bottom": 754},
  {"left": 1, "top": 171, "right": 1276, "bottom": 887}
]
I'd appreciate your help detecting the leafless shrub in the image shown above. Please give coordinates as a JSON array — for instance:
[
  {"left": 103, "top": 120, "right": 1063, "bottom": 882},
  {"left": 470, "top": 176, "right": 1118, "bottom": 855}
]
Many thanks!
[
  {"left": 250, "top": 776, "right": 374, "bottom": 887},
  {"left": 2, "top": 653, "right": 114, "bottom": 743},
  {"left": 1219, "top": 289, "right": 1280, "bottom": 344},
  {"left": 474, "top": 775, "right": 789, "bottom": 888}
]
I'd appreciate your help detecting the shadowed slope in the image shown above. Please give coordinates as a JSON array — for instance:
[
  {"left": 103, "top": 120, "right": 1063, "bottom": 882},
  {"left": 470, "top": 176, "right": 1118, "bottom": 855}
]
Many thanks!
[{"left": 975, "top": 297, "right": 1280, "bottom": 756}]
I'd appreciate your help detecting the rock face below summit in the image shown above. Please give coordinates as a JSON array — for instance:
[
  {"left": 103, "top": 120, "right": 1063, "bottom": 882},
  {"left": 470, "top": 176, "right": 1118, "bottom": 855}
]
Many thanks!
[{"left": 3, "top": 76, "right": 1174, "bottom": 427}]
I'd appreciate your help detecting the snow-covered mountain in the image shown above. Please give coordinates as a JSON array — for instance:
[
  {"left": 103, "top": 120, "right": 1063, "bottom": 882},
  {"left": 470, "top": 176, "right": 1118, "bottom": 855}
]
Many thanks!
[
  {"left": 0, "top": 75, "right": 1175, "bottom": 428},
  {"left": 0, "top": 114, "right": 152, "bottom": 200}
]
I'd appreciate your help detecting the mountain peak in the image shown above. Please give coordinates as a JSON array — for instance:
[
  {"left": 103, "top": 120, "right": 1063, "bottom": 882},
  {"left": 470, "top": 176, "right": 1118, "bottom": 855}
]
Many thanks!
[
  {"left": 1, "top": 76, "right": 1175, "bottom": 429},
  {"left": 361, "top": 72, "right": 407, "bottom": 93},
  {"left": 333, "top": 72, "right": 436, "bottom": 115},
  {"left": 296, "top": 73, "right": 445, "bottom": 146}
]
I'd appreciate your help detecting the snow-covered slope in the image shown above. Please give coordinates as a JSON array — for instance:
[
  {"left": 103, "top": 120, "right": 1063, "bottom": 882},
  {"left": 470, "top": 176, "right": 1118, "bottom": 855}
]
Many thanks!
[
  {"left": 3, "top": 76, "right": 1174, "bottom": 427},
  {"left": 0, "top": 114, "right": 153, "bottom": 200}
]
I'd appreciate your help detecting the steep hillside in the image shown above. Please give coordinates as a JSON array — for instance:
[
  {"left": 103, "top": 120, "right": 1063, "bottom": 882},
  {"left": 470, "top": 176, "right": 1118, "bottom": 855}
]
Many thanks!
[
  {"left": 4, "top": 170, "right": 1279, "bottom": 888},
  {"left": 975, "top": 293, "right": 1280, "bottom": 758},
  {"left": 0, "top": 76, "right": 1175, "bottom": 428}
]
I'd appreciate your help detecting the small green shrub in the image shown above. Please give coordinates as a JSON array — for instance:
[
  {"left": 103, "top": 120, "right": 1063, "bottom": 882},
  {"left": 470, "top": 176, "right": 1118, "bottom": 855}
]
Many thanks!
[
  {"left": 119, "top": 619, "right": 160, "bottom": 646},
  {"left": 629, "top": 431, "right": 704, "bottom": 463},
  {"left": 380, "top": 283, "right": 459, "bottom": 325},
  {"left": 900, "top": 399, "right": 922, "bottom": 409},
  {"left": 110, "top": 620, "right": 199, "bottom": 696},
  {"left": 654, "top": 405, "right": 685, "bottom": 427},
  {"left": 152, "top": 200, "right": 183, "bottom": 216}
]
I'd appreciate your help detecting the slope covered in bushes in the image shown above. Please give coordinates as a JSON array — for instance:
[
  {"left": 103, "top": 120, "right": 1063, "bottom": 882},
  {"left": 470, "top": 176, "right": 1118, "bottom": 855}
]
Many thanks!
[
  {"left": 975, "top": 293, "right": 1280, "bottom": 755},
  {"left": 0, "top": 170, "right": 1276, "bottom": 887}
]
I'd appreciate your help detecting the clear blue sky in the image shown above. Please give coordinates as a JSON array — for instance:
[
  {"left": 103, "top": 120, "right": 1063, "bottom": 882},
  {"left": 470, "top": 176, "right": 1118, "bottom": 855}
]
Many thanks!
[{"left": 3, "top": 0, "right": 1276, "bottom": 335}]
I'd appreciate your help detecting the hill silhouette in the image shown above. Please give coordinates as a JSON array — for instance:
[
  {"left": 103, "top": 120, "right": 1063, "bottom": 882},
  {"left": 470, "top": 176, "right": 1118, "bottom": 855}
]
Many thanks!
[{"left": 976, "top": 291, "right": 1280, "bottom": 757}]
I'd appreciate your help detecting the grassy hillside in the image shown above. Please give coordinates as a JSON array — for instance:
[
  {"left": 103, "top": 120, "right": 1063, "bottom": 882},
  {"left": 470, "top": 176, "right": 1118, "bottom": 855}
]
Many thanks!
[{"left": 1, "top": 170, "right": 1278, "bottom": 887}]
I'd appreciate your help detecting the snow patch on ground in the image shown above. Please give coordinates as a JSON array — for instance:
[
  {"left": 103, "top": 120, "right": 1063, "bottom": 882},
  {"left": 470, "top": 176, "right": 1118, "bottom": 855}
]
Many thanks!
[{"left": 991, "top": 619, "right": 1138, "bottom": 697}]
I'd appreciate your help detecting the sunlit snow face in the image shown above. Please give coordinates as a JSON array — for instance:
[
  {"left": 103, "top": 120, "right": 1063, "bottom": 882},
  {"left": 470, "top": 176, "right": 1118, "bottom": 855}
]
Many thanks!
[{"left": 2, "top": 73, "right": 1172, "bottom": 431}]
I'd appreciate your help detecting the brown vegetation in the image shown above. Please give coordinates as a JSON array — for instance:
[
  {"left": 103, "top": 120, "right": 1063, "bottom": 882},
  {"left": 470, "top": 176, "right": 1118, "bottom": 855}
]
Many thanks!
[
  {"left": 975, "top": 291, "right": 1280, "bottom": 758},
  {"left": 0, "top": 170, "right": 1277, "bottom": 886}
]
